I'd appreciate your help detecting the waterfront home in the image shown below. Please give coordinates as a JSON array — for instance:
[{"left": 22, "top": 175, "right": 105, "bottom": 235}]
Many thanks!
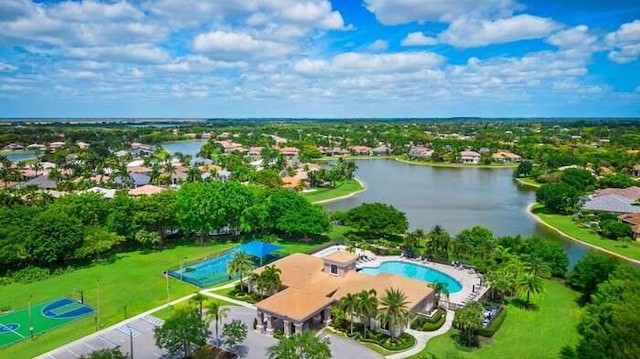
[
  {"left": 595, "top": 186, "right": 640, "bottom": 201},
  {"left": 201, "top": 132, "right": 212, "bottom": 139},
  {"left": 279, "top": 147, "right": 299, "bottom": 157},
  {"left": 372, "top": 145, "right": 389, "bottom": 156},
  {"left": 349, "top": 145, "right": 372, "bottom": 155},
  {"left": 491, "top": 150, "right": 522, "bottom": 163},
  {"left": 26, "top": 143, "right": 46, "bottom": 151},
  {"left": 113, "top": 173, "right": 151, "bottom": 188},
  {"left": 408, "top": 146, "right": 433, "bottom": 160},
  {"left": 460, "top": 150, "right": 481, "bottom": 164},
  {"left": 619, "top": 213, "right": 640, "bottom": 240},
  {"left": 252, "top": 252, "right": 434, "bottom": 337},
  {"left": 216, "top": 140, "right": 244, "bottom": 153},
  {"left": 49, "top": 141, "right": 66, "bottom": 150},
  {"left": 582, "top": 194, "right": 640, "bottom": 214},
  {"left": 2, "top": 143, "right": 24, "bottom": 151}
]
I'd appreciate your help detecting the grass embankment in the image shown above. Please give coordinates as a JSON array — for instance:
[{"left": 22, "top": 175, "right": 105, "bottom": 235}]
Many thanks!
[
  {"left": 515, "top": 177, "right": 542, "bottom": 188},
  {"left": 411, "top": 280, "right": 581, "bottom": 359},
  {"left": 531, "top": 204, "right": 640, "bottom": 262},
  {"left": 395, "top": 156, "right": 518, "bottom": 169},
  {"left": 302, "top": 179, "right": 364, "bottom": 203},
  {"left": 0, "top": 242, "right": 235, "bottom": 358}
]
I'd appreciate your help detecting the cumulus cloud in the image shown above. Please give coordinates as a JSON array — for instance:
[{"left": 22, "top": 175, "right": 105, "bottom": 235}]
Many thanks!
[
  {"left": 66, "top": 44, "right": 171, "bottom": 64},
  {"left": 294, "top": 52, "right": 445, "bottom": 76},
  {"left": 157, "top": 55, "right": 247, "bottom": 73},
  {"left": 606, "top": 20, "right": 640, "bottom": 64},
  {"left": 364, "top": 0, "right": 517, "bottom": 25},
  {"left": 401, "top": 32, "right": 438, "bottom": 46},
  {"left": 439, "top": 15, "right": 560, "bottom": 48},
  {"left": 192, "top": 31, "right": 292, "bottom": 59},
  {"left": 368, "top": 39, "right": 389, "bottom": 51}
]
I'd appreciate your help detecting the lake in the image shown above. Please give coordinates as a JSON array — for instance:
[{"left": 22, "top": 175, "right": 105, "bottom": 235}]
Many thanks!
[
  {"left": 323, "top": 159, "right": 588, "bottom": 264},
  {"left": 162, "top": 140, "right": 207, "bottom": 156}
]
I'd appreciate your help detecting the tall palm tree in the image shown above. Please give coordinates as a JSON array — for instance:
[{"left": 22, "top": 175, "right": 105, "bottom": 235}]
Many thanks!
[
  {"left": 452, "top": 301, "right": 484, "bottom": 347},
  {"left": 340, "top": 293, "right": 358, "bottom": 335},
  {"left": 516, "top": 272, "right": 544, "bottom": 308},
  {"left": 227, "top": 251, "right": 254, "bottom": 292},
  {"left": 431, "top": 281, "right": 450, "bottom": 308},
  {"left": 186, "top": 166, "right": 200, "bottom": 183},
  {"left": 524, "top": 255, "right": 551, "bottom": 279},
  {"left": 190, "top": 293, "right": 208, "bottom": 319},
  {"left": 261, "top": 265, "right": 282, "bottom": 296},
  {"left": 205, "top": 301, "right": 229, "bottom": 344},
  {"left": 377, "top": 288, "right": 410, "bottom": 343},
  {"left": 357, "top": 289, "right": 378, "bottom": 338}
]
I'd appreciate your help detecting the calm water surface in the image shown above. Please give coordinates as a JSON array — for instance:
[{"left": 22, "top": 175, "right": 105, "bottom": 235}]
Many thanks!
[
  {"left": 324, "top": 159, "right": 588, "bottom": 264},
  {"left": 162, "top": 140, "right": 207, "bottom": 156},
  {"left": 6, "top": 153, "right": 36, "bottom": 162}
]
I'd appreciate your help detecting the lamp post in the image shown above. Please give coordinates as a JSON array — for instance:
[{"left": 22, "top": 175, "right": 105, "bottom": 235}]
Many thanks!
[
  {"left": 96, "top": 280, "right": 101, "bottom": 329},
  {"left": 129, "top": 330, "right": 134, "bottom": 359},
  {"left": 166, "top": 269, "right": 170, "bottom": 305},
  {"left": 28, "top": 297, "right": 33, "bottom": 340}
]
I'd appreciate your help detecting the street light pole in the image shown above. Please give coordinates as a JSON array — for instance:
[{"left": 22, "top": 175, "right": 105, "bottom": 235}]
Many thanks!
[
  {"left": 28, "top": 297, "right": 33, "bottom": 340},
  {"left": 96, "top": 280, "right": 101, "bottom": 329},
  {"left": 129, "top": 330, "right": 134, "bottom": 359},
  {"left": 166, "top": 269, "right": 170, "bottom": 305}
]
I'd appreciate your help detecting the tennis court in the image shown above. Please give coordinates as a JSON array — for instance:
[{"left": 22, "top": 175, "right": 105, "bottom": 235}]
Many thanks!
[
  {"left": 168, "top": 240, "right": 283, "bottom": 287},
  {"left": 0, "top": 297, "right": 94, "bottom": 348}
]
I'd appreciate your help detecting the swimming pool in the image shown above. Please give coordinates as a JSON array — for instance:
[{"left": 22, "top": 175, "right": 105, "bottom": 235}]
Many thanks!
[{"left": 360, "top": 261, "right": 463, "bottom": 293}]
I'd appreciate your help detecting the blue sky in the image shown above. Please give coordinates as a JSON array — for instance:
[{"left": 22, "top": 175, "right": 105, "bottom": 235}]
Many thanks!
[{"left": 0, "top": 0, "right": 639, "bottom": 118}]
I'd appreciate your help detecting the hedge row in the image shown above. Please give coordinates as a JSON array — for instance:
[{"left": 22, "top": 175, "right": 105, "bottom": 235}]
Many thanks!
[
  {"left": 360, "top": 332, "right": 416, "bottom": 351},
  {"left": 410, "top": 309, "right": 446, "bottom": 331},
  {"left": 478, "top": 307, "right": 507, "bottom": 338}
]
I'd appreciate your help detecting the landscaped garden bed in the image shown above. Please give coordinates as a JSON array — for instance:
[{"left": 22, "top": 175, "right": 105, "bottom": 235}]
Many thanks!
[{"left": 410, "top": 308, "right": 446, "bottom": 331}]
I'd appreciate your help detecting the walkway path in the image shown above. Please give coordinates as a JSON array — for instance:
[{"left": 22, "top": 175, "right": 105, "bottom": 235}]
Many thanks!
[{"left": 386, "top": 310, "right": 455, "bottom": 359}]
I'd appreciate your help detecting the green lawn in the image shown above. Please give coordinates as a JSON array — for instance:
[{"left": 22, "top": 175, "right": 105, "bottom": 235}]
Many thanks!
[
  {"left": 515, "top": 177, "right": 542, "bottom": 188},
  {"left": 532, "top": 204, "right": 640, "bottom": 261},
  {"left": 395, "top": 156, "right": 518, "bottom": 168},
  {"left": 411, "top": 280, "right": 581, "bottom": 359},
  {"left": 0, "top": 242, "right": 235, "bottom": 358},
  {"left": 302, "top": 179, "right": 364, "bottom": 203},
  {"left": 151, "top": 296, "right": 236, "bottom": 321}
]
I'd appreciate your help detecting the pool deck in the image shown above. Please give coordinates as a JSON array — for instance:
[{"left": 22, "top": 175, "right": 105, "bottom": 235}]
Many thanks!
[{"left": 313, "top": 245, "right": 489, "bottom": 307}]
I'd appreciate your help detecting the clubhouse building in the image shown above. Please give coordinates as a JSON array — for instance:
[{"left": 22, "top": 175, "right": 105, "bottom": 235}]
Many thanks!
[{"left": 252, "top": 252, "right": 435, "bottom": 336}]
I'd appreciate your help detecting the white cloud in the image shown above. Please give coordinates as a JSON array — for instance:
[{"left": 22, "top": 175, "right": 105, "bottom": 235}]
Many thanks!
[
  {"left": 48, "top": 0, "right": 144, "bottom": 22},
  {"left": 439, "top": 15, "right": 560, "bottom": 48},
  {"left": 606, "top": 20, "right": 640, "bottom": 64},
  {"left": 547, "top": 25, "right": 596, "bottom": 49},
  {"left": 0, "top": 62, "right": 17, "bottom": 72},
  {"left": 192, "top": 31, "right": 291, "bottom": 59},
  {"left": 364, "top": 0, "right": 517, "bottom": 25},
  {"left": 368, "top": 39, "right": 389, "bottom": 51},
  {"left": 294, "top": 52, "right": 445, "bottom": 76},
  {"left": 157, "top": 55, "right": 247, "bottom": 73},
  {"left": 401, "top": 32, "right": 438, "bottom": 46},
  {"left": 66, "top": 44, "right": 170, "bottom": 64}
]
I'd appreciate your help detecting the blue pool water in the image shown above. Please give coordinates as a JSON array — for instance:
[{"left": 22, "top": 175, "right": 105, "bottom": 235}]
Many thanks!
[{"left": 360, "top": 261, "right": 463, "bottom": 293}]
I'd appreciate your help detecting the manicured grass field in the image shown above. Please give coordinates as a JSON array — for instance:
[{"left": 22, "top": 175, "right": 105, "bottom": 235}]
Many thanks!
[
  {"left": 302, "top": 179, "right": 364, "bottom": 203},
  {"left": 410, "top": 280, "right": 581, "bottom": 359},
  {"left": 532, "top": 204, "right": 640, "bottom": 261},
  {"left": 515, "top": 177, "right": 542, "bottom": 188},
  {"left": 0, "top": 242, "right": 235, "bottom": 358},
  {"left": 395, "top": 156, "right": 518, "bottom": 169}
]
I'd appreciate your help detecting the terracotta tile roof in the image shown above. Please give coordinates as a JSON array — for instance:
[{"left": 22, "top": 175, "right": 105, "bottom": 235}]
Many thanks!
[
  {"left": 128, "top": 184, "right": 164, "bottom": 196},
  {"left": 322, "top": 251, "right": 356, "bottom": 264},
  {"left": 253, "top": 253, "right": 326, "bottom": 289},
  {"left": 596, "top": 186, "right": 640, "bottom": 201},
  {"left": 256, "top": 288, "right": 335, "bottom": 322}
]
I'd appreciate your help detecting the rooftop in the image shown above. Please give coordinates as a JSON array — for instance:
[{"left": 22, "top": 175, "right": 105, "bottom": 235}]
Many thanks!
[{"left": 322, "top": 251, "right": 356, "bottom": 264}]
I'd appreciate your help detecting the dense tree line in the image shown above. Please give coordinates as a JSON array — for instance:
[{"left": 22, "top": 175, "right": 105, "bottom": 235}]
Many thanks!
[{"left": 0, "top": 183, "right": 330, "bottom": 281}]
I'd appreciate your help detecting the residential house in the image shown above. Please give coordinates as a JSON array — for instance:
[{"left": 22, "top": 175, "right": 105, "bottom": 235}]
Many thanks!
[
  {"left": 349, "top": 145, "right": 372, "bottom": 156},
  {"left": 632, "top": 164, "right": 640, "bottom": 177},
  {"left": 114, "top": 173, "right": 151, "bottom": 188},
  {"left": 279, "top": 147, "right": 299, "bottom": 158},
  {"left": 129, "top": 184, "right": 164, "bottom": 197},
  {"left": 408, "top": 146, "right": 433, "bottom": 160},
  {"left": 76, "top": 141, "right": 90, "bottom": 150},
  {"left": 582, "top": 194, "right": 640, "bottom": 214},
  {"left": 21, "top": 175, "right": 58, "bottom": 190},
  {"left": 460, "top": 150, "right": 481, "bottom": 164},
  {"left": 618, "top": 213, "right": 640, "bottom": 241},
  {"left": 247, "top": 147, "right": 263, "bottom": 158},
  {"left": 595, "top": 186, "right": 640, "bottom": 201},
  {"left": 201, "top": 133, "right": 212, "bottom": 139},
  {"left": 26, "top": 143, "right": 46, "bottom": 151},
  {"left": 491, "top": 150, "right": 522, "bottom": 163},
  {"left": 372, "top": 145, "right": 389, "bottom": 156},
  {"left": 216, "top": 140, "right": 244, "bottom": 153},
  {"left": 49, "top": 142, "right": 66, "bottom": 150}
]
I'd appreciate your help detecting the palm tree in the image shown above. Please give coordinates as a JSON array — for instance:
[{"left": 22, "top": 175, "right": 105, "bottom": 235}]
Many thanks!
[
  {"left": 516, "top": 272, "right": 543, "bottom": 308},
  {"left": 267, "top": 330, "right": 331, "bottom": 359},
  {"left": 205, "top": 301, "right": 229, "bottom": 344},
  {"left": 186, "top": 166, "right": 200, "bottom": 182},
  {"left": 33, "top": 161, "right": 43, "bottom": 177},
  {"left": 340, "top": 293, "right": 358, "bottom": 335},
  {"left": 431, "top": 281, "right": 450, "bottom": 308},
  {"left": 486, "top": 269, "right": 514, "bottom": 302},
  {"left": 190, "top": 293, "right": 208, "bottom": 319},
  {"left": 377, "top": 288, "right": 410, "bottom": 343},
  {"left": 357, "top": 289, "right": 378, "bottom": 338},
  {"left": 452, "top": 301, "right": 484, "bottom": 347},
  {"left": 261, "top": 265, "right": 282, "bottom": 296},
  {"left": 227, "top": 251, "right": 254, "bottom": 292},
  {"left": 524, "top": 255, "right": 551, "bottom": 279}
]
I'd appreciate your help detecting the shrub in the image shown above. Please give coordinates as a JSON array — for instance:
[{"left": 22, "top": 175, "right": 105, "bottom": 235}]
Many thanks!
[
  {"left": 273, "top": 329, "right": 284, "bottom": 339},
  {"left": 478, "top": 307, "right": 507, "bottom": 338},
  {"left": 600, "top": 220, "right": 632, "bottom": 240},
  {"left": 10, "top": 266, "right": 50, "bottom": 283},
  {"left": 411, "top": 309, "right": 446, "bottom": 331}
]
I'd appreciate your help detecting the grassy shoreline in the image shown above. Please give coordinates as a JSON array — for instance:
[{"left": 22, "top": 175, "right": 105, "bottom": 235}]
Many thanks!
[
  {"left": 394, "top": 156, "right": 518, "bottom": 169},
  {"left": 410, "top": 279, "right": 581, "bottom": 358},
  {"left": 302, "top": 178, "right": 365, "bottom": 204},
  {"left": 514, "top": 177, "right": 542, "bottom": 188},
  {"left": 528, "top": 203, "right": 640, "bottom": 264}
]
